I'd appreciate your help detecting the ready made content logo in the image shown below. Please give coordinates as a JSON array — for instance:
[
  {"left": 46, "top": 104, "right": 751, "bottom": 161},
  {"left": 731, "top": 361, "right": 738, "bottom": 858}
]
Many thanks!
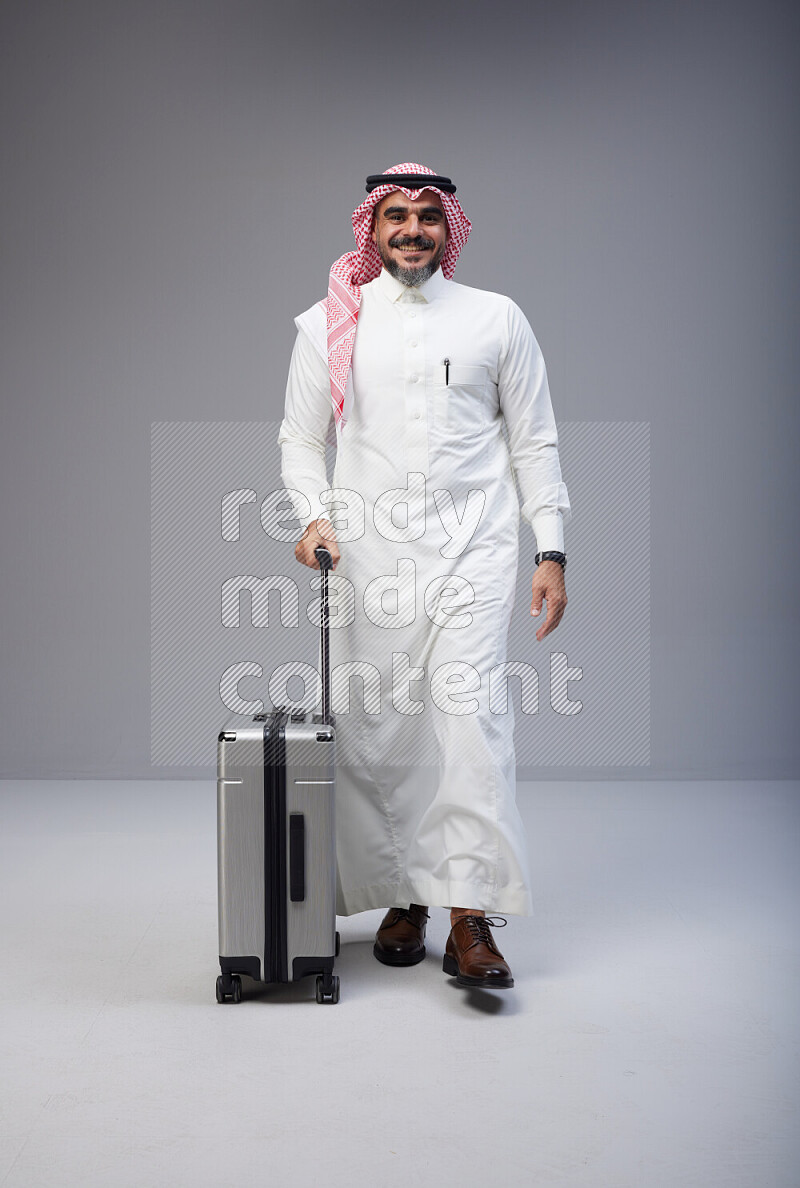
[{"left": 150, "top": 422, "right": 650, "bottom": 769}]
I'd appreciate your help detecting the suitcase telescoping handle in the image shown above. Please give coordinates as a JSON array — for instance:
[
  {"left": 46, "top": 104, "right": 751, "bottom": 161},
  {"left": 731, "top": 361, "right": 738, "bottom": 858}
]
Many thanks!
[{"left": 313, "top": 546, "right": 333, "bottom": 725}]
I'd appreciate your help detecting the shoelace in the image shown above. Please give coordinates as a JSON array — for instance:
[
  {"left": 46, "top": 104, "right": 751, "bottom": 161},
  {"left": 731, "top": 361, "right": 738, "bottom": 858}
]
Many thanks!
[
  {"left": 386, "top": 906, "right": 430, "bottom": 927},
  {"left": 459, "top": 914, "right": 507, "bottom": 949}
]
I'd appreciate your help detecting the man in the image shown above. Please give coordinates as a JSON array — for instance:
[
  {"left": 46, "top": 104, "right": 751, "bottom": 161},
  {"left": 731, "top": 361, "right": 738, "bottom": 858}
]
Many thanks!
[{"left": 278, "top": 162, "right": 571, "bottom": 990}]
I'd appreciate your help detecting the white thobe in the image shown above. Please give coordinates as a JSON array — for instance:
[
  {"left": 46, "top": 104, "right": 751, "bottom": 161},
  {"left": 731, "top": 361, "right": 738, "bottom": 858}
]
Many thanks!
[{"left": 278, "top": 266, "right": 571, "bottom": 916}]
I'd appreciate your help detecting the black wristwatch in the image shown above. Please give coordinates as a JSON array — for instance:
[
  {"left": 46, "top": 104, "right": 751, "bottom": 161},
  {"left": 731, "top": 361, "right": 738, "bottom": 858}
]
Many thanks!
[{"left": 535, "top": 550, "right": 567, "bottom": 572}]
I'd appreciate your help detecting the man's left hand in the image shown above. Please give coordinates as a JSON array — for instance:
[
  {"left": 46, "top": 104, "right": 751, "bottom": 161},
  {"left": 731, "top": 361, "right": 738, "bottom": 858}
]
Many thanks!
[{"left": 530, "top": 561, "right": 567, "bottom": 642}]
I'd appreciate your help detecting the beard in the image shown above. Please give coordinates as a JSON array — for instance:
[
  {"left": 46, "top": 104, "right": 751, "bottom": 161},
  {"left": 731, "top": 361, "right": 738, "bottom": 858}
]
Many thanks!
[{"left": 378, "top": 234, "right": 447, "bottom": 287}]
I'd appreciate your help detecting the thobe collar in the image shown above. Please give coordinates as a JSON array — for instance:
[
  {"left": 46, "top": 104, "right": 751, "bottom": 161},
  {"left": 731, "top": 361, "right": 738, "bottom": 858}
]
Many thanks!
[{"left": 377, "top": 265, "right": 449, "bottom": 304}]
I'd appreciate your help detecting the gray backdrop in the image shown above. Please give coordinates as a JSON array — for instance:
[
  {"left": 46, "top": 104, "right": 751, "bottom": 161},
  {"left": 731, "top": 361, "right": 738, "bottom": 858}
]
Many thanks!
[{"left": 1, "top": 0, "right": 797, "bottom": 779}]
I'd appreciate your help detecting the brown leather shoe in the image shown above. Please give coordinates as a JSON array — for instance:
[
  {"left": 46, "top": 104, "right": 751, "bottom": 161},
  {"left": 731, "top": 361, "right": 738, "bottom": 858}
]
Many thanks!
[
  {"left": 373, "top": 904, "right": 429, "bottom": 966},
  {"left": 443, "top": 915, "right": 514, "bottom": 988}
]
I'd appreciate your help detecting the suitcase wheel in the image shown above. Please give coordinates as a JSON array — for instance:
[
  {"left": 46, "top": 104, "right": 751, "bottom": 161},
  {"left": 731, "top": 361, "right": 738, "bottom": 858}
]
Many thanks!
[
  {"left": 216, "top": 974, "right": 242, "bottom": 1004},
  {"left": 315, "top": 974, "right": 340, "bottom": 1005}
]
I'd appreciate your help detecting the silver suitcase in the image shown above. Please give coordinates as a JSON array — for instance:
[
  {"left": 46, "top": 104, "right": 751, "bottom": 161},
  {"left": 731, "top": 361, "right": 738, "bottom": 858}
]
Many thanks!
[{"left": 215, "top": 547, "right": 340, "bottom": 1005}]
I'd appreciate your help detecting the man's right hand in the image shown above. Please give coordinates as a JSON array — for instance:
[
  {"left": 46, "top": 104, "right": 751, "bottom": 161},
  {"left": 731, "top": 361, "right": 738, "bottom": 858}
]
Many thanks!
[{"left": 294, "top": 518, "right": 341, "bottom": 570}]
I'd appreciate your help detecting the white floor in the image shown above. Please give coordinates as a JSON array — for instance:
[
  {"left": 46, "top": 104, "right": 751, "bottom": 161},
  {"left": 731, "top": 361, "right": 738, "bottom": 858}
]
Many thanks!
[{"left": 0, "top": 779, "right": 797, "bottom": 1188}]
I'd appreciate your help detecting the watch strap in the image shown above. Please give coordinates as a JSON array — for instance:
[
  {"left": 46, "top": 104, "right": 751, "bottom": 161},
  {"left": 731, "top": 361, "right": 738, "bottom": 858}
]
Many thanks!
[{"left": 535, "top": 550, "right": 567, "bottom": 571}]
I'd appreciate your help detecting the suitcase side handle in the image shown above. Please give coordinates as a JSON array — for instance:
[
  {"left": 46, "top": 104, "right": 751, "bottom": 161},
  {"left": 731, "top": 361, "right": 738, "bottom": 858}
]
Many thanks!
[{"left": 289, "top": 813, "right": 306, "bottom": 901}]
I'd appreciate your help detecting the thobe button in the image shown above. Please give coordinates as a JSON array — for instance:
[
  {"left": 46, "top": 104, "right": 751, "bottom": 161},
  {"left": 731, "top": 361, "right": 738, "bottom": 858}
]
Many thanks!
[
  {"left": 409, "top": 339, "right": 418, "bottom": 347},
  {"left": 411, "top": 374, "right": 419, "bottom": 383},
  {"left": 415, "top": 412, "right": 421, "bottom": 420},
  {"left": 408, "top": 311, "right": 417, "bottom": 319}
]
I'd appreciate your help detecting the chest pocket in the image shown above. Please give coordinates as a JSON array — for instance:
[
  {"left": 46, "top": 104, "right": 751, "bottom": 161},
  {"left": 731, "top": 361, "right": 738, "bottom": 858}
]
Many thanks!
[{"left": 433, "top": 364, "right": 491, "bottom": 434}]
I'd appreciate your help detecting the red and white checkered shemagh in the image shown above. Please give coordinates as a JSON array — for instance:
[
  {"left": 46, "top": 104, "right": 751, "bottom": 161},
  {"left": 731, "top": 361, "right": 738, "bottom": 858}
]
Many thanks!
[{"left": 324, "top": 162, "right": 472, "bottom": 429}]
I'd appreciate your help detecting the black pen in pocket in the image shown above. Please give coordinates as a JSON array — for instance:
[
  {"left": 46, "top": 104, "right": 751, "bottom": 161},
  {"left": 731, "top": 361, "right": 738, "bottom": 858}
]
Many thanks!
[{"left": 443, "top": 357, "right": 450, "bottom": 386}]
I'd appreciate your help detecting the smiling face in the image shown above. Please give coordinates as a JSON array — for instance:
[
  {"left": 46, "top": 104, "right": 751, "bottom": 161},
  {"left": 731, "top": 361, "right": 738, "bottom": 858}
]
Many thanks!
[{"left": 371, "top": 189, "right": 448, "bottom": 287}]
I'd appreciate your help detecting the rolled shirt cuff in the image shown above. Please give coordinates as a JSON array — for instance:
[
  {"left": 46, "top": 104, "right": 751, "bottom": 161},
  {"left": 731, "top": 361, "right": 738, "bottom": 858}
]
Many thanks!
[
  {"left": 307, "top": 500, "right": 331, "bottom": 528},
  {"left": 531, "top": 512, "right": 565, "bottom": 554},
  {"left": 282, "top": 491, "right": 329, "bottom": 531}
]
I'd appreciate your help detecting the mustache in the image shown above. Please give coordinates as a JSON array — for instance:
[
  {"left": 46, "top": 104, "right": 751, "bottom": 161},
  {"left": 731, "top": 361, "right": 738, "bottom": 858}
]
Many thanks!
[{"left": 389, "top": 235, "right": 435, "bottom": 250}]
